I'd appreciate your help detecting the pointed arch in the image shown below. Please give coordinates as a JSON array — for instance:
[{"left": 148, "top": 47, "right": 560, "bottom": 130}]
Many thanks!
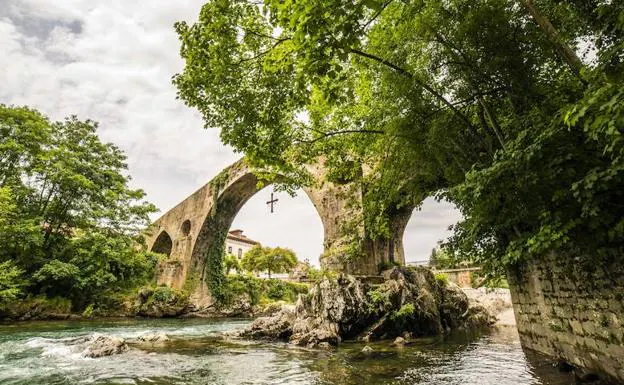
[{"left": 151, "top": 230, "right": 173, "bottom": 257}]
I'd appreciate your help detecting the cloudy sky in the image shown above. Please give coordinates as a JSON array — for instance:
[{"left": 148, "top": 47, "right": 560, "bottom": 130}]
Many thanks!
[{"left": 0, "top": 0, "right": 462, "bottom": 265}]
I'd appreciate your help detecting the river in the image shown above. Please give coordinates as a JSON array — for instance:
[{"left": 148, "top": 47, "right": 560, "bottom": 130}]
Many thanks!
[{"left": 0, "top": 318, "right": 574, "bottom": 385}]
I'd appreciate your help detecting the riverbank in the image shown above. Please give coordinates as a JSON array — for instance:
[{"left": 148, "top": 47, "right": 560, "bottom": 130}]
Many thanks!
[
  {"left": 1, "top": 275, "right": 516, "bottom": 333},
  {"left": 0, "top": 276, "right": 309, "bottom": 322}
]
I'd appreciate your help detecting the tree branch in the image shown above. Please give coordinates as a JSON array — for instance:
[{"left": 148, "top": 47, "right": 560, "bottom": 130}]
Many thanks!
[
  {"left": 349, "top": 48, "right": 477, "bottom": 132},
  {"left": 361, "top": 0, "right": 394, "bottom": 30},
  {"left": 519, "top": 0, "right": 585, "bottom": 83}
]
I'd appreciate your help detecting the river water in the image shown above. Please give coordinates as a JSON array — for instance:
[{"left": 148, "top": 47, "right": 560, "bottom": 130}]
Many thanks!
[{"left": 0, "top": 318, "right": 574, "bottom": 385}]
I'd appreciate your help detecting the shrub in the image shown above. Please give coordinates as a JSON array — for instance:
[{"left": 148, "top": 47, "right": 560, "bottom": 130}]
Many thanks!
[
  {"left": 0, "top": 261, "right": 24, "bottom": 305},
  {"left": 390, "top": 303, "right": 416, "bottom": 322},
  {"left": 222, "top": 275, "right": 308, "bottom": 306},
  {"left": 434, "top": 273, "right": 449, "bottom": 287},
  {"left": 368, "top": 286, "right": 392, "bottom": 312}
]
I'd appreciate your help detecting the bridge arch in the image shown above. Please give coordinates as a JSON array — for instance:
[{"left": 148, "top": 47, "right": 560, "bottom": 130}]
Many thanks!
[
  {"left": 151, "top": 230, "right": 173, "bottom": 257},
  {"left": 145, "top": 159, "right": 358, "bottom": 300},
  {"left": 145, "top": 158, "right": 413, "bottom": 302},
  {"left": 190, "top": 171, "right": 323, "bottom": 295},
  {"left": 180, "top": 219, "right": 191, "bottom": 237}
]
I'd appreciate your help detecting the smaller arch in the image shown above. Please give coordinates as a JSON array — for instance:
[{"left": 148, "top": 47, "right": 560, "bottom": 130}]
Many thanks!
[
  {"left": 180, "top": 219, "right": 191, "bottom": 236},
  {"left": 151, "top": 230, "right": 173, "bottom": 257}
]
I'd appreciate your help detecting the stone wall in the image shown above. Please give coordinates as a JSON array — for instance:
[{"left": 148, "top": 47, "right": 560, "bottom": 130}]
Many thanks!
[
  {"left": 508, "top": 253, "right": 624, "bottom": 382},
  {"left": 435, "top": 267, "right": 481, "bottom": 288}
]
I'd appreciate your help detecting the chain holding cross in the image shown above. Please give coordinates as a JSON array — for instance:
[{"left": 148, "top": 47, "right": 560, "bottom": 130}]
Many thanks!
[{"left": 266, "top": 192, "right": 279, "bottom": 213}]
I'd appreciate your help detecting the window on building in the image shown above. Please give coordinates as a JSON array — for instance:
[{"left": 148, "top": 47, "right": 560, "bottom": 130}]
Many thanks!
[
  {"left": 238, "top": 248, "right": 243, "bottom": 258},
  {"left": 228, "top": 246, "right": 232, "bottom": 254}
]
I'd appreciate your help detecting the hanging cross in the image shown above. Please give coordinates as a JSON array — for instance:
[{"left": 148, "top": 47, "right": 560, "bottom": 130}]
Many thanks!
[{"left": 266, "top": 192, "right": 279, "bottom": 213}]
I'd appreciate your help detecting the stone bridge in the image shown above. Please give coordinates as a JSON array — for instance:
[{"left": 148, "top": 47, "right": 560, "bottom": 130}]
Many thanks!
[{"left": 145, "top": 158, "right": 413, "bottom": 303}]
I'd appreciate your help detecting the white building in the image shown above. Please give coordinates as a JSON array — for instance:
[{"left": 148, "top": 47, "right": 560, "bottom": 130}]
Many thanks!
[{"left": 225, "top": 229, "right": 259, "bottom": 259}]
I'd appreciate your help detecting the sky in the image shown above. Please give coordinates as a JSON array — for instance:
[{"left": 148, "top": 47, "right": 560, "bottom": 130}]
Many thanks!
[{"left": 0, "top": 0, "right": 462, "bottom": 266}]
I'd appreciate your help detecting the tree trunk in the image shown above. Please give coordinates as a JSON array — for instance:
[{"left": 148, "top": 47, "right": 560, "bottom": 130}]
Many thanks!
[{"left": 519, "top": 0, "right": 584, "bottom": 81}]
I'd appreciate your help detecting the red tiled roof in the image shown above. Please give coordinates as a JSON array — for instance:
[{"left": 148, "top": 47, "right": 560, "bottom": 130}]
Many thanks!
[{"left": 226, "top": 231, "right": 259, "bottom": 246}]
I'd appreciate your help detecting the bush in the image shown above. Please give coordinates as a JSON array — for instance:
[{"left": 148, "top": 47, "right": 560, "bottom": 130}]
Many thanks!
[
  {"left": 390, "top": 303, "right": 415, "bottom": 322},
  {"left": 0, "top": 296, "right": 72, "bottom": 319},
  {"left": 222, "top": 275, "right": 264, "bottom": 305},
  {"left": 389, "top": 303, "right": 417, "bottom": 332},
  {"left": 222, "top": 275, "right": 308, "bottom": 306},
  {"left": 134, "top": 286, "right": 189, "bottom": 317},
  {"left": 265, "top": 279, "right": 308, "bottom": 302},
  {"left": 434, "top": 273, "right": 449, "bottom": 287},
  {"left": 368, "top": 286, "right": 392, "bottom": 312},
  {"left": 82, "top": 304, "right": 95, "bottom": 318},
  {"left": 0, "top": 261, "right": 24, "bottom": 305}
]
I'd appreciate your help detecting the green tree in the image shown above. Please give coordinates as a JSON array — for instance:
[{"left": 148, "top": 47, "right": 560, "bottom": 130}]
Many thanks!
[
  {"left": 241, "top": 245, "right": 298, "bottom": 278},
  {"left": 259, "top": 247, "right": 298, "bottom": 278},
  {"left": 174, "top": 0, "right": 623, "bottom": 277},
  {"left": 0, "top": 261, "right": 24, "bottom": 305},
  {"left": 0, "top": 105, "right": 159, "bottom": 310},
  {"left": 241, "top": 245, "right": 265, "bottom": 275},
  {"left": 429, "top": 247, "right": 457, "bottom": 269},
  {"left": 223, "top": 253, "right": 241, "bottom": 275}
]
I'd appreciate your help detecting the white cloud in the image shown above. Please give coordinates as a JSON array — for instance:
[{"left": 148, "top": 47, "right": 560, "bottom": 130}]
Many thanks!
[{"left": 0, "top": 0, "right": 461, "bottom": 265}]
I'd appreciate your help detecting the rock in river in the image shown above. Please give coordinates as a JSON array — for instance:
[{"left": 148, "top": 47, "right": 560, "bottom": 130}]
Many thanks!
[
  {"left": 137, "top": 333, "right": 170, "bottom": 343},
  {"left": 81, "top": 333, "right": 127, "bottom": 358},
  {"left": 240, "top": 266, "right": 495, "bottom": 347}
]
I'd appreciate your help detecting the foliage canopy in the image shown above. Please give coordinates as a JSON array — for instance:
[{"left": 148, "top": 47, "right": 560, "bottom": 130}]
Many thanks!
[
  {"left": 0, "top": 105, "right": 159, "bottom": 310},
  {"left": 241, "top": 245, "right": 298, "bottom": 277},
  {"left": 175, "top": 0, "right": 624, "bottom": 275}
]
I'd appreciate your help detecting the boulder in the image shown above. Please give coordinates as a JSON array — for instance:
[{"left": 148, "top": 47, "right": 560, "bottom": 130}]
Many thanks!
[
  {"left": 240, "top": 267, "right": 495, "bottom": 347},
  {"left": 137, "top": 333, "right": 170, "bottom": 343},
  {"left": 240, "top": 305, "right": 296, "bottom": 340},
  {"left": 81, "top": 333, "right": 127, "bottom": 358},
  {"left": 394, "top": 336, "right": 406, "bottom": 346}
]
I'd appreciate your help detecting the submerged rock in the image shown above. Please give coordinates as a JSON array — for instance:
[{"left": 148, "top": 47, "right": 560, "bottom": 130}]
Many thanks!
[
  {"left": 393, "top": 336, "right": 406, "bottom": 346},
  {"left": 81, "top": 333, "right": 127, "bottom": 358},
  {"left": 137, "top": 333, "right": 170, "bottom": 343},
  {"left": 240, "top": 267, "right": 494, "bottom": 347}
]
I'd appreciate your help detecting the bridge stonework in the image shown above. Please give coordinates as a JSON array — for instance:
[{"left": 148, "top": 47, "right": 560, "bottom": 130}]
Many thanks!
[
  {"left": 508, "top": 253, "right": 624, "bottom": 382},
  {"left": 145, "top": 159, "right": 410, "bottom": 305}
]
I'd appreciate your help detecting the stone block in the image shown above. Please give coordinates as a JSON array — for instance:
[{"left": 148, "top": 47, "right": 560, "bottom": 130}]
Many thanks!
[
  {"left": 569, "top": 320, "right": 584, "bottom": 336},
  {"left": 581, "top": 321, "right": 596, "bottom": 336}
]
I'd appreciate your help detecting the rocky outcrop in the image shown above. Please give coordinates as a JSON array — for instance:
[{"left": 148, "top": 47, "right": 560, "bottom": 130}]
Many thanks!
[
  {"left": 241, "top": 305, "right": 297, "bottom": 340},
  {"left": 81, "top": 333, "right": 127, "bottom": 358},
  {"left": 240, "top": 267, "right": 495, "bottom": 347}
]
